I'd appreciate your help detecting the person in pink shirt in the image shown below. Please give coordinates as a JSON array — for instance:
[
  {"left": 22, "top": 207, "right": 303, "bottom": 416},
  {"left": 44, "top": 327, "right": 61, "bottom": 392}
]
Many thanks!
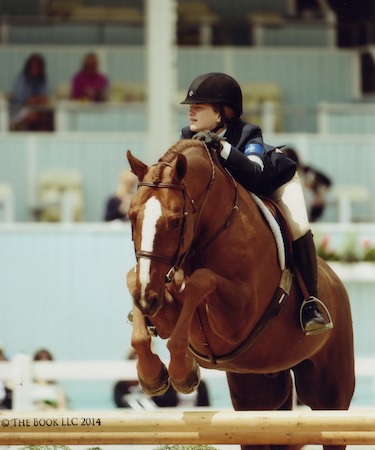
[{"left": 70, "top": 53, "right": 109, "bottom": 102}]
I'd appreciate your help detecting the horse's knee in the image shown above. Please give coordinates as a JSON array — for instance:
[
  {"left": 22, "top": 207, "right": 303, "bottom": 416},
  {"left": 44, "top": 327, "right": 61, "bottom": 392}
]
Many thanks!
[
  {"left": 131, "top": 333, "right": 151, "bottom": 355},
  {"left": 167, "top": 333, "right": 189, "bottom": 357},
  {"left": 187, "top": 268, "right": 217, "bottom": 295}
]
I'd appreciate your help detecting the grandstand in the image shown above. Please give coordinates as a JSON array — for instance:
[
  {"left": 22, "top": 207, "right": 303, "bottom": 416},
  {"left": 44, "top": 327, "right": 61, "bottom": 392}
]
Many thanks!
[{"left": 0, "top": 0, "right": 375, "bottom": 411}]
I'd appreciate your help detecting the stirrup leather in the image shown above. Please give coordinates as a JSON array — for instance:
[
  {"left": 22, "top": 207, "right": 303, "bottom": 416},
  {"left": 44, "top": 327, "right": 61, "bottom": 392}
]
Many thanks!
[{"left": 299, "top": 297, "right": 333, "bottom": 336}]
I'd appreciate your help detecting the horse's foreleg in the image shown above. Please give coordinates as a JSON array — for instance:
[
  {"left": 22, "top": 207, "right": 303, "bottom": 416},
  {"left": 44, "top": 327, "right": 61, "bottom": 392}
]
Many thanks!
[
  {"left": 131, "top": 304, "right": 170, "bottom": 395},
  {"left": 127, "top": 268, "right": 170, "bottom": 396},
  {"left": 167, "top": 269, "right": 217, "bottom": 393}
]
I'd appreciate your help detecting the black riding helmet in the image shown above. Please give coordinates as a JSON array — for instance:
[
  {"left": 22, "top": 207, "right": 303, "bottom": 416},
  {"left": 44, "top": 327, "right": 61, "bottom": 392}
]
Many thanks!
[{"left": 181, "top": 72, "right": 243, "bottom": 120}]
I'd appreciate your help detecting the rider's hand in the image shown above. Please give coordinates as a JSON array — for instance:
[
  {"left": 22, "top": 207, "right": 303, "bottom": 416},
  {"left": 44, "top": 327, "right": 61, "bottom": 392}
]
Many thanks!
[{"left": 192, "top": 131, "right": 223, "bottom": 151}]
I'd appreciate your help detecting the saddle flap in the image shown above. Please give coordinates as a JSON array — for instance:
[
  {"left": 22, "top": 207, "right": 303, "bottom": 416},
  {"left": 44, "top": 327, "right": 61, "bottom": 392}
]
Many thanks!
[{"left": 259, "top": 195, "right": 309, "bottom": 299}]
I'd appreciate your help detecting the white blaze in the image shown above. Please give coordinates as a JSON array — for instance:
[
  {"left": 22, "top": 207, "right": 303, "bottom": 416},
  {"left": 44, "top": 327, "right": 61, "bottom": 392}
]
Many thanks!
[{"left": 139, "top": 196, "right": 162, "bottom": 298}]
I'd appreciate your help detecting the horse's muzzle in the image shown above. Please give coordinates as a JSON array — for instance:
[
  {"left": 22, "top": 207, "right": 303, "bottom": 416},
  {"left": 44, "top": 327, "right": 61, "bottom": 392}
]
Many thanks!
[{"left": 136, "top": 289, "right": 161, "bottom": 317}]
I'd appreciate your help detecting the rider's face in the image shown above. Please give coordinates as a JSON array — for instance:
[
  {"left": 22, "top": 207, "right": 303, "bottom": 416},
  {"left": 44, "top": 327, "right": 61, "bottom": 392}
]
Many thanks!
[{"left": 188, "top": 104, "right": 221, "bottom": 133}]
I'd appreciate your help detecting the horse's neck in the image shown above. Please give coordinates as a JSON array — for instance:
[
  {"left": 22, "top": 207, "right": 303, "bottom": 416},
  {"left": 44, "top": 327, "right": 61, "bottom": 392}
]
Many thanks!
[
  {"left": 193, "top": 162, "right": 269, "bottom": 245},
  {"left": 186, "top": 152, "right": 275, "bottom": 256},
  {"left": 214, "top": 176, "right": 278, "bottom": 260}
]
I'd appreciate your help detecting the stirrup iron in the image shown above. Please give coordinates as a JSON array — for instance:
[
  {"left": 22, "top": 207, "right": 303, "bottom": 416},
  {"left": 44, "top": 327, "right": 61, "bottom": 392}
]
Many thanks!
[{"left": 299, "top": 297, "right": 333, "bottom": 336}]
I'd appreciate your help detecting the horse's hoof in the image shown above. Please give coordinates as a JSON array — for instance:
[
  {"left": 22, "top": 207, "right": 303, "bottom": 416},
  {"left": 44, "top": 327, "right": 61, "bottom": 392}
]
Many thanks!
[
  {"left": 171, "top": 359, "right": 201, "bottom": 394},
  {"left": 138, "top": 362, "right": 170, "bottom": 396}
]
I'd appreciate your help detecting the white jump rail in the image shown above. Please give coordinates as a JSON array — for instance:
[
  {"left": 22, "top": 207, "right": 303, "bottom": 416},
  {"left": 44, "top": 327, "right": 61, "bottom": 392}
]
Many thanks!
[{"left": 1, "top": 410, "right": 375, "bottom": 445}]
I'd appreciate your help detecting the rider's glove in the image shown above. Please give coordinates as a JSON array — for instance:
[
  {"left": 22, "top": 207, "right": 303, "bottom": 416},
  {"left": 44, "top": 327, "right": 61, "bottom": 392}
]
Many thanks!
[{"left": 192, "top": 132, "right": 223, "bottom": 151}]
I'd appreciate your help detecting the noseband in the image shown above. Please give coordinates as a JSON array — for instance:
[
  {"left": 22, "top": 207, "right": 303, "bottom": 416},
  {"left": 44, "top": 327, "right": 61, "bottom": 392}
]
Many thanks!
[{"left": 133, "top": 145, "right": 238, "bottom": 283}]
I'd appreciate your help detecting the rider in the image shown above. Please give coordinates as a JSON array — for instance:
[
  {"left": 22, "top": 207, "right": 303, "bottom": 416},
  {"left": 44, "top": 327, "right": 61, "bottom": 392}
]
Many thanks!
[{"left": 180, "top": 72, "right": 332, "bottom": 336}]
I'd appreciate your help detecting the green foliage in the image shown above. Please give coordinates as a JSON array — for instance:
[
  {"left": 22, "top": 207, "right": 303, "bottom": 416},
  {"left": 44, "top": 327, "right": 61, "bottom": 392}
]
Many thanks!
[
  {"left": 363, "top": 247, "right": 375, "bottom": 262},
  {"left": 316, "top": 245, "right": 341, "bottom": 261}
]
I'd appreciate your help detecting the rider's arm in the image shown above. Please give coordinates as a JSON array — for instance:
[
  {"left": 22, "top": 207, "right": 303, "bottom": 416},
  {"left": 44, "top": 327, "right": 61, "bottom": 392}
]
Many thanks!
[{"left": 219, "top": 138, "right": 265, "bottom": 191}]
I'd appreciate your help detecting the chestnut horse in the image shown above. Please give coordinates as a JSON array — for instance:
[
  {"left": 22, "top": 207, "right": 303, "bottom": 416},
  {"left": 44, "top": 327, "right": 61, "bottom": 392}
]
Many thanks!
[{"left": 126, "top": 139, "right": 355, "bottom": 450}]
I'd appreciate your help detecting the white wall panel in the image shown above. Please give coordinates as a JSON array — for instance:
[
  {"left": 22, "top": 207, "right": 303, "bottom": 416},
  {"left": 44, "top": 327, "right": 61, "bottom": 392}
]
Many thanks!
[
  {"left": 0, "top": 134, "right": 147, "bottom": 221},
  {"left": 0, "top": 224, "right": 135, "bottom": 361}
]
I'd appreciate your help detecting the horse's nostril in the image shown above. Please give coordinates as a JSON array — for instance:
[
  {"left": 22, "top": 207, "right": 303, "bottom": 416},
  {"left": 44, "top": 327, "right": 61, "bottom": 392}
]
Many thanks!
[
  {"left": 138, "top": 292, "right": 162, "bottom": 316},
  {"left": 148, "top": 292, "right": 159, "bottom": 314}
]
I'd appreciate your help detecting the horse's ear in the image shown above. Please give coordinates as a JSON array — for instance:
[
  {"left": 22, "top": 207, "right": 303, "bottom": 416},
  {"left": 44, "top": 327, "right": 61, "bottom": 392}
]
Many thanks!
[
  {"left": 173, "top": 154, "right": 187, "bottom": 182},
  {"left": 127, "top": 150, "right": 148, "bottom": 181}
]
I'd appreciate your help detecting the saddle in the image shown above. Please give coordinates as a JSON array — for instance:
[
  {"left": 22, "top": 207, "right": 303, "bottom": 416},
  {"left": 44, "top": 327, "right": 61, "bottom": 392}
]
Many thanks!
[
  {"left": 258, "top": 195, "right": 293, "bottom": 269},
  {"left": 255, "top": 194, "right": 310, "bottom": 300}
]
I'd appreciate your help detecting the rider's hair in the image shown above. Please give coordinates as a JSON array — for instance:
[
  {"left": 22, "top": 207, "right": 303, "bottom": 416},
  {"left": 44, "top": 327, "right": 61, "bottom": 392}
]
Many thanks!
[{"left": 212, "top": 104, "right": 236, "bottom": 127}]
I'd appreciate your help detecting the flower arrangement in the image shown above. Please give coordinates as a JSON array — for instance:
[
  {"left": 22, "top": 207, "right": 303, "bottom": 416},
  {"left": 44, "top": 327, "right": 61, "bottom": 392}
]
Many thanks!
[
  {"left": 315, "top": 233, "right": 375, "bottom": 263},
  {"left": 362, "top": 239, "right": 375, "bottom": 262}
]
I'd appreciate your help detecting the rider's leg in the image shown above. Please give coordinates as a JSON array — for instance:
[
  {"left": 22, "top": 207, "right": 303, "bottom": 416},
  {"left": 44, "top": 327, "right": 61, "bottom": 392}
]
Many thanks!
[
  {"left": 271, "top": 171, "right": 332, "bottom": 335},
  {"left": 292, "top": 230, "right": 333, "bottom": 334}
]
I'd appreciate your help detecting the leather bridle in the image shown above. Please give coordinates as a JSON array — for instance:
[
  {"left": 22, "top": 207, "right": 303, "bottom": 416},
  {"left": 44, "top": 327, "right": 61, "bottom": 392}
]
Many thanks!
[
  {"left": 133, "top": 144, "right": 238, "bottom": 283},
  {"left": 135, "top": 179, "right": 192, "bottom": 283}
]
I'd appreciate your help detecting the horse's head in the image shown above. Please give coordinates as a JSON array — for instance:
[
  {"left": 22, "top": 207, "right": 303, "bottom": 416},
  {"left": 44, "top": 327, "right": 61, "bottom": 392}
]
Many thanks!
[{"left": 126, "top": 140, "right": 213, "bottom": 316}]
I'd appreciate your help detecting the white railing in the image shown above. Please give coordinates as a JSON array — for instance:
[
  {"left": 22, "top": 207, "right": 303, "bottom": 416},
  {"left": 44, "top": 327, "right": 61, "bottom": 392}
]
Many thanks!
[
  {"left": 317, "top": 102, "right": 375, "bottom": 134},
  {"left": 2, "top": 99, "right": 375, "bottom": 135},
  {"left": 1, "top": 353, "right": 374, "bottom": 411},
  {"left": 0, "top": 354, "right": 226, "bottom": 411},
  {"left": 0, "top": 100, "right": 279, "bottom": 134}
]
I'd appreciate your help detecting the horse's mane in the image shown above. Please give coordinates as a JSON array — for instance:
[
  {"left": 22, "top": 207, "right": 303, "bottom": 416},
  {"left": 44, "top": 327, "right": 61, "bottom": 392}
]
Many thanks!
[
  {"left": 150, "top": 140, "right": 204, "bottom": 184},
  {"left": 159, "top": 139, "right": 203, "bottom": 164}
]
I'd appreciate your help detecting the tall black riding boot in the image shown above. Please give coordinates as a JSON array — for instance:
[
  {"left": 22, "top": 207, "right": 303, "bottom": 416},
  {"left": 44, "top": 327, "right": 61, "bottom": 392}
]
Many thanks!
[{"left": 292, "top": 230, "right": 333, "bottom": 335}]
